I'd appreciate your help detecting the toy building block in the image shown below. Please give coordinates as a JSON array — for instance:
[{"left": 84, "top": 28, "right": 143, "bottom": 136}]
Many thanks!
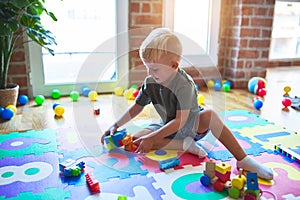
[
  {"left": 85, "top": 173, "right": 100, "bottom": 193},
  {"left": 232, "top": 168, "right": 246, "bottom": 190},
  {"left": 59, "top": 158, "right": 75, "bottom": 172},
  {"left": 112, "top": 129, "right": 127, "bottom": 146},
  {"left": 246, "top": 172, "right": 259, "bottom": 190},
  {"left": 104, "top": 135, "right": 116, "bottom": 150},
  {"left": 275, "top": 144, "right": 300, "bottom": 164},
  {"left": 59, "top": 160, "right": 85, "bottom": 177},
  {"left": 244, "top": 190, "right": 260, "bottom": 200},
  {"left": 215, "top": 162, "right": 231, "bottom": 174},
  {"left": 204, "top": 159, "right": 216, "bottom": 178},
  {"left": 122, "top": 134, "right": 133, "bottom": 146},
  {"left": 158, "top": 157, "right": 180, "bottom": 170},
  {"left": 117, "top": 196, "right": 127, "bottom": 200},
  {"left": 215, "top": 170, "right": 231, "bottom": 183}
]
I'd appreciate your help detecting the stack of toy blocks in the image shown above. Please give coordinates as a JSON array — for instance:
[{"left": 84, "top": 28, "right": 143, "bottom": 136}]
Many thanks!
[
  {"left": 228, "top": 168, "right": 246, "bottom": 199},
  {"left": 104, "top": 129, "right": 136, "bottom": 151},
  {"left": 59, "top": 159, "right": 85, "bottom": 177},
  {"left": 85, "top": 173, "right": 100, "bottom": 193},
  {"left": 214, "top": 162, "right": 232, "bottom": 192},
  {"left": 244, "top": 173, "right": 260, "bottom": 200}
]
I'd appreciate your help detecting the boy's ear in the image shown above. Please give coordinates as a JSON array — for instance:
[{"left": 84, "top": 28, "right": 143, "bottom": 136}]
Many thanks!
[{"left": 172, "top": 60, "right": 179, "bottom": 69}]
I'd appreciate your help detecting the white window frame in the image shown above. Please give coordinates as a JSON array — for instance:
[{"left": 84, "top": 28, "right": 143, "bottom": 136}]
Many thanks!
[
  {"left": 28, "top": 0, "right": 129, "bottom": 96},
  {"left": 163, "top": 0, "right": 220, "bottom": 67}
]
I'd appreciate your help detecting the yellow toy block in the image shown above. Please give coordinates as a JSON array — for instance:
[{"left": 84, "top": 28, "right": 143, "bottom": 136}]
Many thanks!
[
  {"left": 232, "top": 168, "right": 246, "bottom": 190},
  {"left": 215, "top": 162, "right": 231, "bottom": 174},
  {"left": 122, "top": 134, "right": 133, "bottom": 145}
]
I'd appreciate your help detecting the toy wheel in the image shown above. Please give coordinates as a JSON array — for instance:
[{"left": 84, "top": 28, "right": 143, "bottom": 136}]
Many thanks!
[{"left": 200, "top": 175, "right": 210, "bottom": 186}]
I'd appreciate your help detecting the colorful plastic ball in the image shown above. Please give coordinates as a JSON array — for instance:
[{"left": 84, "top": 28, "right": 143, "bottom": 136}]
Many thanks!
[
  {"left": 2, "top": 108, "right": 14, "bottom": 120},
  {"left": 282, "top": 98, "right": 292, "bottom": 108},
  {"left": 54, "top": 105, "right": 65, "bottom": 117},
  {"left": 6, "top": 105, "right": 17, "bottom": 114},
  {"left": 197, "top": 94, "right": 205, "bottom": 105},
  {"left": 223, "top": 80, "right": 232, "bottom": 88},
  {"left": 130, "top": 85, "right": 139, "bottom": 89},
  {"left": 51, "top": 89, "right": 61, "bottom": 99},
  {"left": 88, "top": 91, "right": 98, "bottom": 101},
  {"left": 252, "top": 96, "right": 262, "bottom": 103},
  {"left": 35, "top": 95, "right": 45, "bottom": 106},
  {"left": 257, "top": 88, "right": 267, "bottom": 97},
  {"left": 195, "top": 84, "right": 199, "bottom": 91},
  {"left": 253, "top": 99, "right": 263, "bottom": 110},
  {"left": 82, "top": 87, "right": 91, "bottom": 97},
  {"left": 52, "top": 103, "right": 61, "bottom": 110},
  {"left": 248, "top": 77, "right": 267, "bottom": 94},
  {"left": 114, "top": 87, "right": 124, "bottom": 96},
  {"left": 18, "top": 94, "right": 29, "bottom": 105},
  {"left": 133, "top": 89, "right": 140, "bottom": 98},
  {"left": 124, "top": 89, "right": 134, "bottom": 100},
  {"left": 214, "top": 82, "right": 222, "bottom": 91},
  {"left": 207, "top": 80, "right": 214, "bottom": 88},
  {"left": 70, "top": 91, "right": 80, "bottom": 101},
  {"left": 222, "top": 84, "right": 231, "bottom": 92}
]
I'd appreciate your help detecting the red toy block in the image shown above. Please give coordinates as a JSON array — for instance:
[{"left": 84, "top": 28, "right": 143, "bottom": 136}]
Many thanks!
[
  {"left": 85, "top": 173, "right": 100, "bottom": 193},
  {"left": 215, "top": 170, "right": 231, "bottom": 183}
]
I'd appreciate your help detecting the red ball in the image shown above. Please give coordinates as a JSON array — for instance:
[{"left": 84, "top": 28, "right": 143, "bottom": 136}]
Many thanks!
[
  {"left": 257, "top": 88, "right": 267, "bottom": 97},
  {"left": 282, "top": 98, "right": 292, "bottom": 107},
  {"left": 133, "top": 89, "right": 140, "bottom": 98}
]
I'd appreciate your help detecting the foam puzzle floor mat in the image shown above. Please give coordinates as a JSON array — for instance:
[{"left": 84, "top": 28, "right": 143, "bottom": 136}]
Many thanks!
[{"left": 0, "top": 110, "right": 300, "bottom": 200}]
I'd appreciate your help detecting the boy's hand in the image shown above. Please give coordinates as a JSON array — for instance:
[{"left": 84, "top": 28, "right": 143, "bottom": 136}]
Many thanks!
[
  {"left": 100, "top": 124, "right": 118, "bottom": 144},
  {"left": 133, "top": 136, "right": 153, "bottom": 154}
]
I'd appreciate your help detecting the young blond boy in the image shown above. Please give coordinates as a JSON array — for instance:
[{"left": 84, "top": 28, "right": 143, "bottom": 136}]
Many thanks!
[{"left": 101, "top": 28, "right": 273, "bottom": 180}]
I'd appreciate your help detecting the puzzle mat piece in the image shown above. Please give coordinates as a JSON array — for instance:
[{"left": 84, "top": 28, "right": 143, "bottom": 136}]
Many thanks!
[
  {"left": 198, "top": 130, "right": 267, "bottom": 161},
  {"left": 138, "top": 150, "right": 208, "bottom": 173},
  {"left": 151, "top": 165, "right": 228, "bottom": 200},
  {"left": 66, "top": 175, "right": 164, "bottom": 200},
  {"left": 238, "top": 124, "right": 300, "bottom": 151},
  {"left": 0, "top": 152, "right": 64, "bottom": 198},
  {"left": 219, "top": 110, "right": 272, "bottom": 129},
  {"left": 56, "top": 127, "right": 86, "bottom": 151},
  {"left": 0, "top": 129, "right": 59, "bottom": 159},
  {"left": 59, "top": 145, "right": 104, "bottom": 162},
  {"left": 86, "top": 148, "right": 148, "bottom": 182},
  {"left": 0, "top": 187, "right": 70, "bottom": 200}
]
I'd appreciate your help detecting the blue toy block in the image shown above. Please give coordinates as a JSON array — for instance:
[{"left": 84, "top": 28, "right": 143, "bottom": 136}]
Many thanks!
[
  {"left": 246, "top": 172, "right": 259, "bottom": 190},
  {"left": 158, "top": 157, "right": 180, "bottom": 170},
  {"left": 112, "top": 129, "right": 127, "bottom": 146}
]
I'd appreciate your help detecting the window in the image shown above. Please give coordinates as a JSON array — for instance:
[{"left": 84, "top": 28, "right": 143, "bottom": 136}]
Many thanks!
[
  {"left": 28, "top": 0, "right": 129, "bottom": 96},
  {"left": 163, "top": 0, "right": 221, "bottom": 67},
  {"left": 270, "top": 0, "right": 300, "bottom": 60}
]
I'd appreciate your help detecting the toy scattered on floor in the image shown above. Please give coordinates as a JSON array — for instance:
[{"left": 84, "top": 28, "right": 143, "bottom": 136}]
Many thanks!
[
  {"left": 228, "top": 168, "right": 246, "bottom": 199},
  {"left": 282, "top": 98, "right": 292, "bottom": 109},
  {"left": 158, "top": 157, "right": 180, "bottom": 170},
  {"left": 244, "top": 172, "right": 260, "bottom": 200},
  {"left": 207, "top": 80, "right": 215, "bottom": 88},
  {"left": 257, "top": 88, "right": 267, "bottom": 97},
  {"left": 70, "top": 91, "right": 80, "bottom": 101},
  {"left": 253, "top": 98, "right": 263, "bottom": 110},
  {"left": 82, "top": 87, "right": 91, "bottom": 97},
  {"left": 104, "top": 129, "right": 137, "bottom": 151},
  {"left": 1, "top": 107, "right": 14, "bottom": 120},
  {"left": 214, "top": 81, "right": 222, "bottom": 91},
  {"left": 248, "top": 77, "right": 267, "bottom": 94},
  {"left": 18, "top": 94, "right": 29, "bottom": 105},
  {"left": 35, "top": 95, "right": 45, "bottom": 106},
  {"left": 85, "top": 173, "right": 100, "bottom": 193},
  {"left": 88, "top": 91, "right": 98, "bottom": 101},
  {"left": 54, "top": 104, "right": 65, "bottom": 117},
  {"left": 285, "top": 95, "right": 300, "bottom": 111},
  {"left": 283, "top": 86, "right": 291, "bottom": 97},
  {"left": 6, "top": 105, "right": 17, "bottom": 114},
  {"left": 59, "top": 159, "right": 85, "bottom": 177},
  {"left": 114, "top": 87, "right": 124, "bottom": 96},
  {"left": 200, "top": 160, "right": 232, "bottom": 192},
  {"left": 117, "top": 196, "right": 127, "bottom": 200},
  {"left": 275, "top": 144, "right": 300, "bottom": 164},
  {"left": 197, "top": 94, "right": 205, "bottom": 105},
  {"left": 123, "top": 89, "right": 135, "bottom": 100},
  {"left": 51, "top": 89, "right": 61, "bottom": 99},
  {"left": 222, "top": 83, "right": 231, "bottom": 92},
  {"left": 93, "top": 106, "right": 100, "bottom": 115}
]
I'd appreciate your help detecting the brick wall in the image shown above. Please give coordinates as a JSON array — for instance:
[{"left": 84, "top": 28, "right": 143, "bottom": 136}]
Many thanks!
[{"left": 8, "top": 0, "right": 300, "bottom": 95}]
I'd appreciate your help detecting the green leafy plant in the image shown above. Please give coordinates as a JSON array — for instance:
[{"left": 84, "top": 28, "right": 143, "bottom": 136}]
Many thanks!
[{"left": 0, "top": 0, "right": 57, "bottom": 89}]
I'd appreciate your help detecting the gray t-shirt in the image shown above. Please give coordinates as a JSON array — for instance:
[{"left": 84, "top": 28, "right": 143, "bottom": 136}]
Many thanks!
[{"left": 135, "top": 68, "right": 202, "bottom": 137}]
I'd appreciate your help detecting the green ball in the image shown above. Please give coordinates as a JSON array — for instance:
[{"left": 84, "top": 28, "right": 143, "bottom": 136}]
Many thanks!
[
  {"left": 35, "top": 95, "right": 45, "bottom": 106},
  {"left": 70, "top": 91, "right": 80, "bottom": 101},
  {"left": 130, "top": 85, "right": 139, "bottom": 89},
  {"left": 222, "top": 84, "right": 231, "bottom": 92},
  {"left": 52, "top": 89, "right": 61, "bottom": 99}
]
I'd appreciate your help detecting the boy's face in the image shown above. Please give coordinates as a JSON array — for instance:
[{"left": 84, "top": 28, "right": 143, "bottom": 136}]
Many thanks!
[{"left": 143, "top": 56, "right": 178, "bottom": 86}]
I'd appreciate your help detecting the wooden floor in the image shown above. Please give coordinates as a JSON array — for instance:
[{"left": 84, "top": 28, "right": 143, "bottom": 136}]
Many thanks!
[{"left": 1, "top": 66, "right": 300, "bottom": 134}]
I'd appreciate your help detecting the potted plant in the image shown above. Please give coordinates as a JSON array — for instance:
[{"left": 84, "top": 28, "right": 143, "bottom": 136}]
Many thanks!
[{"left": 0, "top": 0, "right": 57, "bottom": 107}]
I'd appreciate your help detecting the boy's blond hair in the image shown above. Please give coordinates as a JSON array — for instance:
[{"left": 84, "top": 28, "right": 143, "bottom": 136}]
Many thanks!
[{"left": 139, "top": 28, "right": 182, "bottom": 62}]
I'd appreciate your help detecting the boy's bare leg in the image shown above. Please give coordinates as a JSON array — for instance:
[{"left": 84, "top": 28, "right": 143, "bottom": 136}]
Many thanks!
[{"left": 195, "top": 109, "right": 273, "bottom": 180}]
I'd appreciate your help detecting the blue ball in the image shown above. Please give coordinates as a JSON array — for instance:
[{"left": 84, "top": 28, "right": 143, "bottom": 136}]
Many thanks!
[
  {"left": 0, "top": 107, "right": 4, "bottom": 117},
  {"left": 82, "top": 87, "right": 91, "bottom": 97},
  {"left": 18, "top": 94, "right": 29, "bottom": 105},
  {"left": 2, "top": 108, "right": 14, "bottom": 120},
  {"left": 52, "top": 103, "right": 61, "bottom": 110},
  {"left": 214, "top": 82, "right": 222, "bottom": 91},
  {"left": 253, "top": 99, "right": 263, "bottom": 110}
]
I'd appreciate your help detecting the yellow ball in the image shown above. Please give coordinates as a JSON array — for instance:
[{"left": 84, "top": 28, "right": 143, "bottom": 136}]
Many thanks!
[
  {"left": 54, "top": 105, "right": 65, "bottom": 117},
  {"left": 88, "top": 91, "right": 98, "bottom": 101},
  {"left": 6, "top": 105, "right": 17, "bottom": 114},
  {"left": 197, "top": 94, "right": 205, "bottom": 105},
  {"left": 207, "top": 80, "right": 214, "bottom": 88},
  {"left": 114, "top": 87, "right": 124, "bottom": 96},
  {"left": 124, "top": 89, "right": 134, "bottom": 100}
]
